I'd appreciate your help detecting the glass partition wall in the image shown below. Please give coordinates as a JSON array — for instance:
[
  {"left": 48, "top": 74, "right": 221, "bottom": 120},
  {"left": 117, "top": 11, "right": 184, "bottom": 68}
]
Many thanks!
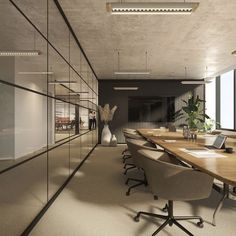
[{"left": 0, "top": 1, "right": 98, "bottom": 235}]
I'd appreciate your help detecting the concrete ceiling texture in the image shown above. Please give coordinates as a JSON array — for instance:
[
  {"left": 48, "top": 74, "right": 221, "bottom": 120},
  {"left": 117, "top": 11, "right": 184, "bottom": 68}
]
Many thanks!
[{"left": 59, "top": 0, "right": 236, "bottom": 80}]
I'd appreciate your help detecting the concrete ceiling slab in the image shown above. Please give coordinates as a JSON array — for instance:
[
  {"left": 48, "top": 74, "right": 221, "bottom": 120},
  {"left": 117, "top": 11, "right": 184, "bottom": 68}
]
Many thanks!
[{"left": 59, "top": 0, "right": 236, "bottom": 80}]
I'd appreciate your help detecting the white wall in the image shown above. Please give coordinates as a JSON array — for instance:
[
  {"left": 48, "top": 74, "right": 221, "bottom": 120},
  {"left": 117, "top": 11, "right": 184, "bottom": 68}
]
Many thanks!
[
  {"left": 14, "top": 88, "right": 47, "bottom": 158},
  {"left": 14, "top": 68, "right": 48, "bottom": 159}
]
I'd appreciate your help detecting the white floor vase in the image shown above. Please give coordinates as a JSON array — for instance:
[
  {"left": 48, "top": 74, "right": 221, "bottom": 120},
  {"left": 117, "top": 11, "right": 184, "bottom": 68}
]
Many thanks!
[{"left": 101, "top": 124, "right": 112, "bottom": 146}]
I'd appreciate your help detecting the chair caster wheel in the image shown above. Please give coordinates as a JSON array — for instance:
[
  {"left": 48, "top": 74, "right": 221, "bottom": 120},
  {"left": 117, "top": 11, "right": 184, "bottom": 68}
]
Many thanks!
[
  {"left": 154, "top": 195, "right": 158, "bottom": 200},
  {"left": 197, "top": 221, "right": 204, "bottom": 228},
  {"left": 126, "top": 192, "right": 130, "bottom": 196},
  {"left": 134, "top": 216, "right": 139, "bottom": 222}
]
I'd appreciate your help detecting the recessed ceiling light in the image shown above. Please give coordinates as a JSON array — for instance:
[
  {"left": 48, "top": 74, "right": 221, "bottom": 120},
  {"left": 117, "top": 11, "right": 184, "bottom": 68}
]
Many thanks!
[
  {"left": 106, "top": 2, "right": 199, "bottom": 15},
  {"left": 0, "top": 50, "right": 41, "bottom": 56},
  {"left": 113, "top": 87, "right": 139, "bottom": 90}
]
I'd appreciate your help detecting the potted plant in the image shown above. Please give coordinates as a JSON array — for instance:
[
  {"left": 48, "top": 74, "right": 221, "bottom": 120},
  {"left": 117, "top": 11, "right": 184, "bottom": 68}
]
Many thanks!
[
  {"left": 98, "top": 104, "right": 117, "bottom": 146},
  {"left": 176, "top": 95, "right": 210, "bottom": 133}
]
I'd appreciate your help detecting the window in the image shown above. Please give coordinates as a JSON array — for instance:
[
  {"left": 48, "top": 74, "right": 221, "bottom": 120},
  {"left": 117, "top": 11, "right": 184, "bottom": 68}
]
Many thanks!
[
  {"left": 220, "top": 70, "right": 234, "bottom": 129},
  {"left": 205, "top": 78, "right": 216, "bottom": 124}
]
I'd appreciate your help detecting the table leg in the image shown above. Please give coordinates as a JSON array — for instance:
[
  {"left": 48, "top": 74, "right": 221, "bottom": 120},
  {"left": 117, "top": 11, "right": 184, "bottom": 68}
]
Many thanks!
[{"left": 212, "top": 183, "right": 229, "bottom": 226}]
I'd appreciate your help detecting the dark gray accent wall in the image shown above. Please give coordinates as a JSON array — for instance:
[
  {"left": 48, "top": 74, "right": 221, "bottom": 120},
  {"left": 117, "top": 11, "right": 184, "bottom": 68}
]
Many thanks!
[{"left": 99, "top": 80, "right": 202, "bottom": 143}]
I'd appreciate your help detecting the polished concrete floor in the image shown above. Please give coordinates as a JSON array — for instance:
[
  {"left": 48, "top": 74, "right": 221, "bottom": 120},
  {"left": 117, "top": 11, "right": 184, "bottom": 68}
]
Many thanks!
[{"left": 30, "top": 145, "right": 236, "bottom": 236}]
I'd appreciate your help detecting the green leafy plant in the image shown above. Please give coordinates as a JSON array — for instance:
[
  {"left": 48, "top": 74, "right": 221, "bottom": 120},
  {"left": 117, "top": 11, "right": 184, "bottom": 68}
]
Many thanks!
[{"left": 175, "top": 95, "right": 210, "bottom": 130}]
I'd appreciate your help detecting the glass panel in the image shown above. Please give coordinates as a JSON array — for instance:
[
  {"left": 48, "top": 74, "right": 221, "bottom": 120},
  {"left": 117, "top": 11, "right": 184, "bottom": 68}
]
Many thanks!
[
  {"left": 81, "top": 134, "right": 90, "bottom": 159},
  {"left": 69, "top": 69, "right": 82, "bottom": 105},
  {"left": 55, "top": 100, "right": 70, "bottom": 142},
  {"left": 80, "top": 107, "right": 89, "bottom": 132},
  {"left": 70, "top": 136, "right": 81, "bottom": 173},
  {"left": 0, "top": 1, "right": 47, "bottom": 94},
  {"left": 48, "top": 0, "right": 69, "bottom": 60},
  {"left": 0, "top": 84, "right": 47, "bottom": 169},
  {"left": 0, "top": 153, "right": 47, "bottom": 235},
  {"left": 220, "top": 70, "right": 234, "bottom": 129},
  {"left": 10, "top": 0, "right": 47, "bottom": 36},
  {"left": 48, "top": 143, "right": 69, "bottom": 198},
  {"left": 70, "top": 36, "right": 81, "bottom": 75},
  {"left": 48, "top": 45, "right": 70, "bottom": 98}
]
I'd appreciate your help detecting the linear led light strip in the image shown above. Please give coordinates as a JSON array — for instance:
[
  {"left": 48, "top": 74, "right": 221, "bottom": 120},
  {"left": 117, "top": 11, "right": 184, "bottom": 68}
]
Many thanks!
[
  {"left": 18, "top": 71, "right": 53, "bottom": 75},
  {"left": 181, "top": 80, "right": 212, "bottom": 84},
  {"left": 113, "top": 87, "right": 139, "bottom": 90},
  {"left": 0, "top": 50, "right": 41, "bottom": 56},
  {"left": 114, "top": 71, "right": 150, "bottom": 75},
  {"left": 106, "top": 2, "right": 199, "bottom": 15}
]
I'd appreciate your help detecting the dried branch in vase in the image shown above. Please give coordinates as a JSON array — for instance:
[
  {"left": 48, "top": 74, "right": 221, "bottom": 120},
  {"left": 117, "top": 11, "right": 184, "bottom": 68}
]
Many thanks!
[{"left": 98, "top": 104, "right": 117, "bottom": 124}]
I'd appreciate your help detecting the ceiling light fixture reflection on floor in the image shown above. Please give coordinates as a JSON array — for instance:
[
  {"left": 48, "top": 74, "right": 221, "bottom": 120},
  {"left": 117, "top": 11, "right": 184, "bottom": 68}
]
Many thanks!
[
  {"left": 106, "top": 2, "right": 199, "bottom": 15},
  {"left": 0, "top": 50, "right": 41, "bottom": 56}
]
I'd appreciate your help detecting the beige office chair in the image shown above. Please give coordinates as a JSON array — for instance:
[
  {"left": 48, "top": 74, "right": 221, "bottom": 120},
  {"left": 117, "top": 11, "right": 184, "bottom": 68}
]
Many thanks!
[
  {"left": 122, "top": 128, "right": 138, "bottom": 154},
  {"left": 134, "top": 149, "right": 214, "bottom": 236},
  {"left": 123, "top": 128, "right": 138, "bottom": 134},
  {"left": 122, "top": 131, "right": 145, "bottom": 164},
  {"left": 125, "top": 139, "right": 165, "bottom": 196}
]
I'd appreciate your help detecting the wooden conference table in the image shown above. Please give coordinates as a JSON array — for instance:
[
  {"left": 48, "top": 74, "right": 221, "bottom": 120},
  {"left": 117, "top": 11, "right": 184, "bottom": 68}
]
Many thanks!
[{"left": 138, "top": 128, "right": 236, "bottom": 225}]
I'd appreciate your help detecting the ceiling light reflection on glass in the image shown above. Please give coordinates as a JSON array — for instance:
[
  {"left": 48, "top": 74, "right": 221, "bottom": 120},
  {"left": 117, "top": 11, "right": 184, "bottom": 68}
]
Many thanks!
[{"left": 0, "top": 50, "right": 41, "bottom": 56}]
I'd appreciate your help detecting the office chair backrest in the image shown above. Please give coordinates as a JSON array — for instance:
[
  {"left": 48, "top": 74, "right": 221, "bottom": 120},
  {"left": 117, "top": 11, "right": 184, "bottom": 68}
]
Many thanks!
[
  {"left": 123, "top": 132, "right": 144, "bottom": 140},
  {"left": 138, "top": 149, "right": 214, "bottom": 201},
  {"left": 126, "top": 138, "right": 160, "bottom": 168},
  {"left": 123, "top": 128, "right": 137, "bottom": 134}
]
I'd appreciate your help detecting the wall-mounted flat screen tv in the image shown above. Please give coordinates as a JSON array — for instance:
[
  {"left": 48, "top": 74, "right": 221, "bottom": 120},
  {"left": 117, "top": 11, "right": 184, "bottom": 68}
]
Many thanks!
[{"left": 128, "top": 96, "right": 175, "bottom": 122}]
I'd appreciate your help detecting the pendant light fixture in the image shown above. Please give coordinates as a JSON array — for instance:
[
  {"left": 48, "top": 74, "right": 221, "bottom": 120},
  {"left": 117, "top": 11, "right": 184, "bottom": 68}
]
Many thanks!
[
  {"left": 107, "top": 1, "right": 199, "bottom": 15},
  {"left": 114, "top": 51, "right": 150, "bottom": 75},
  {"left": 181, "top": 66, "right": 212, "bottom": 84},
  {"left": 0, "top": 30, "right": 41, "bottom": 56}
]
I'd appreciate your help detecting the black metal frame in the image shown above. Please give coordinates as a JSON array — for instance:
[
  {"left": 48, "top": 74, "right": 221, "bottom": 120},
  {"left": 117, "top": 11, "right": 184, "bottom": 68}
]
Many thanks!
[
  {"left": 0, "top": 1, "right": 99, "bottom": 235},
  {"left": 134, "top": 200, "right": 204, "bottom": 236}
]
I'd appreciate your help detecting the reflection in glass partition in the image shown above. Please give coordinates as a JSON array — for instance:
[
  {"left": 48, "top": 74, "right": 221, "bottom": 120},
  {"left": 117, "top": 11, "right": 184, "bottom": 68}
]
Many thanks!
[
  {"left": 55, "top": 101, "right": 80, "bottom": 141},
  {"left": 55, "top": 101, "right": 69, "bottom": 141},
  {"left": 0, "top": 83, "right": 47, "bottom": 161},
  {"left": 79, "top": 107, "right": 89, "bottom": 131}
]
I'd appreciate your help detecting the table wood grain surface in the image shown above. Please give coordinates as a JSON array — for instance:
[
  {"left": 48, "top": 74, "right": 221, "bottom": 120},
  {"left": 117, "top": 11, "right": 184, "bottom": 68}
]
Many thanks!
[{"left": 138, "top": 129, "right": 236, "bottom": 186}]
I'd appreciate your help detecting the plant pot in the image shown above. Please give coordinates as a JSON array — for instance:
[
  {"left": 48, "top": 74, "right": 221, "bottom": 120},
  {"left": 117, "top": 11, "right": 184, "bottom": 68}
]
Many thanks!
[{"left": 101, "top": 124, "right": 112, "bottom": 146}]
